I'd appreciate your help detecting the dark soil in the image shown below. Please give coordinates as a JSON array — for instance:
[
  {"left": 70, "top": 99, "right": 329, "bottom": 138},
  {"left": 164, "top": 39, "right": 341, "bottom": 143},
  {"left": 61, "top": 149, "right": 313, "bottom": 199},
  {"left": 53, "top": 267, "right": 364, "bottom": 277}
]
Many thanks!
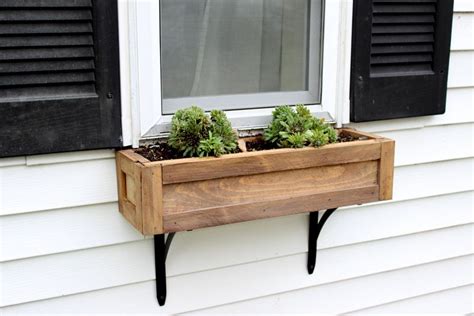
[
  {"left": 136, "top": 142, "right": 242, "bottom": 161},
  {"left": 137, "top": 132, "right": 366, "bottom": 161},
  {"left": 246, "top": 139, "right": 278, "bottom": 152},
  {"left": 337, "top": 132, "right": 368, "bottom": 143},
  {"left": 135, "top": 142, "right": 180, "bottom": 162}
]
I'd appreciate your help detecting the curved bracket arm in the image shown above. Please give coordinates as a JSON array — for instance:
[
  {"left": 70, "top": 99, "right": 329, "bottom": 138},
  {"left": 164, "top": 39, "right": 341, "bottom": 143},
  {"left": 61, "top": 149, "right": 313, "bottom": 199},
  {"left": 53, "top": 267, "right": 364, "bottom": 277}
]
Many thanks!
[
  {"left": 307, "top": 208, "right": 338, "bottom": 274},
  {"left": 154, "top": 233, "right": 176, "bottom": 306}
]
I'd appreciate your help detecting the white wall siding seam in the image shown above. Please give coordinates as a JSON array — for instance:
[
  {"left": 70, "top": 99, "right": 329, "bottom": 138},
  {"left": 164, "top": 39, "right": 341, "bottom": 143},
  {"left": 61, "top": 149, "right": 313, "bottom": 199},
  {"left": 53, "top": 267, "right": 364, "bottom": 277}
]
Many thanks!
[
  {"left": 25, "top": 150, "right": 115, "bottom": 166},
  {"left": 1, "top": 190, "right": 472, "bottom": 262},
  {"left": 1, "top": 224, "right": 472, "bottom": 307},
  {"left": 347, "top": 284, "right": 474, "bottom": 315},
  {"left": 182, "top": 255, "right": 474, "bottom": 314}
]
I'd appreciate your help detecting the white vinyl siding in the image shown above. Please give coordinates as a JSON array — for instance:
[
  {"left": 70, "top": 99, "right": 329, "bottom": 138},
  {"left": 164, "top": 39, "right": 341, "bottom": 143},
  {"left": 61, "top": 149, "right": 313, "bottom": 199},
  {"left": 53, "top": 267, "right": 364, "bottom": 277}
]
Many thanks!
[{"left": 1, "top": 2, "right": 473, "bottom": 314}]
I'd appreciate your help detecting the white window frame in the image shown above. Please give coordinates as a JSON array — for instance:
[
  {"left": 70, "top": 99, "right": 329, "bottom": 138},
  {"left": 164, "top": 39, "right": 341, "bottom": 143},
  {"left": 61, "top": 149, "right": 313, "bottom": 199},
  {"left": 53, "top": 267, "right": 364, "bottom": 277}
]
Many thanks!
[{"left": 119, "top": 0, "right": 353, "bottom": 147}]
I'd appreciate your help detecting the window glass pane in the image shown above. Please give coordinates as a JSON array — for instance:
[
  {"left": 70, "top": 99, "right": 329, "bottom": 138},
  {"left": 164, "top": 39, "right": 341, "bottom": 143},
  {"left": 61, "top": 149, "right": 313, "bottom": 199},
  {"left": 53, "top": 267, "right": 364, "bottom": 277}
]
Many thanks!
[{"left": 160, "top": 0, "right": 321, "bottom": 110}]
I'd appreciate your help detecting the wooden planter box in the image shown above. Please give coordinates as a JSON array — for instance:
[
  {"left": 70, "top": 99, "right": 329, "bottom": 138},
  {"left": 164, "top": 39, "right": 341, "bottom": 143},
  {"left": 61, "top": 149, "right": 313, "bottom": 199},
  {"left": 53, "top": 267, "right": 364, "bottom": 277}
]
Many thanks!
[{"left": 116, "top": 129, "right": 395, "bottom": 235}]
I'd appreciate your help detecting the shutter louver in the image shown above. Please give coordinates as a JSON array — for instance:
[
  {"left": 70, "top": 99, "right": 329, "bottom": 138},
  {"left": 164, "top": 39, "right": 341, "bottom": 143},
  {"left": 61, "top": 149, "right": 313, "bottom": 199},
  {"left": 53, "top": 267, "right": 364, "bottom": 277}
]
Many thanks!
[
  {"left": 0, "top": 0, "right": 121, "bottom": 158},
  {"left": 370, "top": 0, "right": 436, "bottom": 76},
  {"left": 351, "top": 0, "right": 454, "bottom": 122}
]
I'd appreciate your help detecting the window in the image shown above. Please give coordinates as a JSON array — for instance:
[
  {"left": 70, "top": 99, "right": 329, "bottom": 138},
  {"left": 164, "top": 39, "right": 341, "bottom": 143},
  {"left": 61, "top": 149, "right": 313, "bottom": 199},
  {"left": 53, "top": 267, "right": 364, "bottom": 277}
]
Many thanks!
[
  {"left": 127, "top": 0, "right": 352, "bottom": 142},
  {"left": 160, "top": 0, "right": 323, "bottom": 113}
]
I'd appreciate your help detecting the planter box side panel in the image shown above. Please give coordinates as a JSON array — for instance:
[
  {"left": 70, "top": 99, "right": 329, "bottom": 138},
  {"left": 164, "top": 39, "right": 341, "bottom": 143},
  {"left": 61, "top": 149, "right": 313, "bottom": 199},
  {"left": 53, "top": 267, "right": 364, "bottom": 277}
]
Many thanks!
[{"left": 116, "top": 150, "right": 145, "bottom": 233}]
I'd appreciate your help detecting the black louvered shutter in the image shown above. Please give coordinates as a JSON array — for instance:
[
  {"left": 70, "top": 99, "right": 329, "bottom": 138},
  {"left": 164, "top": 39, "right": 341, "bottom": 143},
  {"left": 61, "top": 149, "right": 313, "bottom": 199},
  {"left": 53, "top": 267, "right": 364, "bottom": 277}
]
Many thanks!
[
  {"left": 0, "top": 0, "right": 121, "bottom": 158},
  {"left": 350, "top": 0, "right": 454, "bottom": 122}
]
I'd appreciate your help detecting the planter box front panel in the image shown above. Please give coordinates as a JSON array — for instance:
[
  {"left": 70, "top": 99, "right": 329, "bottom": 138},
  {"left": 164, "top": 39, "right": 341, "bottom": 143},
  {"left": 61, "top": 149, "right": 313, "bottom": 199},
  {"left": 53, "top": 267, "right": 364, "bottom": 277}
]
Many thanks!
[
  {"left": 116, "top": 129, "right": 394, "bottom": 235},
  {"left": 163, "top": 160, "right": 378, "bottom": 231}
]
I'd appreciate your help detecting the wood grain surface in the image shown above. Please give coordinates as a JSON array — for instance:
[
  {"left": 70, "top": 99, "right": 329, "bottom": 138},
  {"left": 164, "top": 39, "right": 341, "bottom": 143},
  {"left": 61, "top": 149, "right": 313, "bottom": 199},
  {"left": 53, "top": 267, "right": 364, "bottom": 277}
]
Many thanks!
[
  {"left": 160, "top": 141, "right": 381, "bottom": 185},
  {"left": 379, "top": 139, "right": 396, "bottom": 200},
  {"left": 115, "top": 129, "right": 395, "bottom": 235},
  {"left": 163, "top": 161, "right": 378, "bottom": 214},
  {"left": 163, "top": 186, "right": 379, "bottom": 232},
  {"left": 116, "top": 150, "right": 144, "bottom": 233}
]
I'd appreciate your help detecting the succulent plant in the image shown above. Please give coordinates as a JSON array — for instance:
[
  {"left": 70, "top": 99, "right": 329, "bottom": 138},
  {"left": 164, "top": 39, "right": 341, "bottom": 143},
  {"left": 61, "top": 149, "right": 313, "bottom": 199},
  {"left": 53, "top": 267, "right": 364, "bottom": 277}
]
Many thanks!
[
  {"left": 264, "top": 104, "right": 338, "bottom": 149},
  {"left": 168, "top": 106, "right": 237, "bottom": 157}
]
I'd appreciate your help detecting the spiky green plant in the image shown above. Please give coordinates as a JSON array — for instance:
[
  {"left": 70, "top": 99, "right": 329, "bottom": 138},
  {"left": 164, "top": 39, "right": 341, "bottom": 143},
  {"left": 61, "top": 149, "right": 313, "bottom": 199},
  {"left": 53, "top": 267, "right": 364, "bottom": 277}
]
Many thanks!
[
  {"left": 168, "top": 106, "right": 237, "bottom": 157},
  {"left": 264, "top": 104, "right": 338, "bottom": 149},
  {"left": 209, "top": 110, "right": 238, "bottom": 154}
]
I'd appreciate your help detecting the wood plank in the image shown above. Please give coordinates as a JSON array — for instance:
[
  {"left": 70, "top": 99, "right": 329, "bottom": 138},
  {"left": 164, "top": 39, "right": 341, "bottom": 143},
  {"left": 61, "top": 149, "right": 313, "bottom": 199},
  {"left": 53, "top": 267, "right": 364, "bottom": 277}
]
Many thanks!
[
  {"left": 163, "top": 161, "right": 378, "bottom": 215},
  {"left": 340, "top": 128, "right": 383, "bottom": 139},
  {"left": 160, "top": 140, "right": 382, "bottom": 185},
  {"left": 163, "top": 185, "right": 379, "bottom": 232},
  {"left": 141, "top": 165, "right": 164, "bottom": 235},
  {"left": 379, "top": 139, "right": 395, "bottom": 200},
  {"left": 119, "top": 149, "right": 149, "bottom": 164},
  {"left": 115, "top": 152, "right": 127, "bottom": 212}
]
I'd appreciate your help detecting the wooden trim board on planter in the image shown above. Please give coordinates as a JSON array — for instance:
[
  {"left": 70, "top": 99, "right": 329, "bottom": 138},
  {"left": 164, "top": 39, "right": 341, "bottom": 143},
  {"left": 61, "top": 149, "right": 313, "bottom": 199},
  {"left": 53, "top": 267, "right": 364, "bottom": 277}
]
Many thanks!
[{"left": 116, "top": 129, "right": 395, "bottom": 235}]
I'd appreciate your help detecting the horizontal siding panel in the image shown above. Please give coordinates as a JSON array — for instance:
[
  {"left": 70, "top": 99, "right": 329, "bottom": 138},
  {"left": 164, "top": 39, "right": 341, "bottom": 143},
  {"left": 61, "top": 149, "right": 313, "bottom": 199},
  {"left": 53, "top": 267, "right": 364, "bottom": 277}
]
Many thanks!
[
  {"left": 188, "top": 255, "right": 473, "bottom": 314},
  {"left": 392, "top": 158, "right": 473, "bottom": 201},
  {"left": 1, "top": 189, "right": 472, "bottom": 262},
  {"left": 382, "top": 123, "right": 474, "bottom": 166},
  {"left": 451, "top": 13, "right": 474, "bottom": 50},
  {"left": 352, "top": 284, "right": 474, "bottom": 314},
  {"left": 0, "top": 158, "right": 117, "bottom": 216},
  {"left": 25, "top": 149, "right": 115, "bottom": 166},
  {"left": 1, "top": 224, "right": 472, "bottom": 310},
  {"left": 0, "top": 157, "right": 25, "bottom": 168},
  {"left": 0, "top": 203, "right": 143, "bottom": 262},
  {"left": 6, "top": 258, "right": 471, "bottom": 316},
  {"left": 454, "top": 0, "right": 474, "bottom": 12},
  {"left": 448, "top": 51, "right": 474, "bottom": 88}
]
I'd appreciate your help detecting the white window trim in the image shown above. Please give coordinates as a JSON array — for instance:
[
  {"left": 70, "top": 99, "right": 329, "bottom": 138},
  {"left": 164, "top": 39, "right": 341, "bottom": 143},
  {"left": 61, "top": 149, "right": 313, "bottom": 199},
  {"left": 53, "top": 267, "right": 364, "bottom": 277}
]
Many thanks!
[{"left": 120, "top": 0, "right": 353, "bottom": 146}]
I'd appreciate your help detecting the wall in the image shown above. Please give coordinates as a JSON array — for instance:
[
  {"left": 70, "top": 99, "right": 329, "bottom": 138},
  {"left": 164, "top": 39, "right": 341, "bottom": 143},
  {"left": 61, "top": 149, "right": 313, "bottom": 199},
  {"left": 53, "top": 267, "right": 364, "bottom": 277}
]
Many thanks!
[{"left": 1, "top": 1, "right": 473, "bottom": 314}]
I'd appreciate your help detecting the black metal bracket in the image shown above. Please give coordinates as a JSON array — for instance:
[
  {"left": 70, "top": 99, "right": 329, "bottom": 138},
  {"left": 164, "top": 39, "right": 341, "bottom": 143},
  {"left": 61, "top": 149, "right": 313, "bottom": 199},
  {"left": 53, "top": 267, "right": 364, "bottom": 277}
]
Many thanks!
[
  {"left": 307, "top": 208, "right": 338, "bottom": 274},
  {"left": 153, "top": 208, "right": 337, "bottom": 306},
  {"left": 154, "top": 232, "right": 175, "bottom": 306}
]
